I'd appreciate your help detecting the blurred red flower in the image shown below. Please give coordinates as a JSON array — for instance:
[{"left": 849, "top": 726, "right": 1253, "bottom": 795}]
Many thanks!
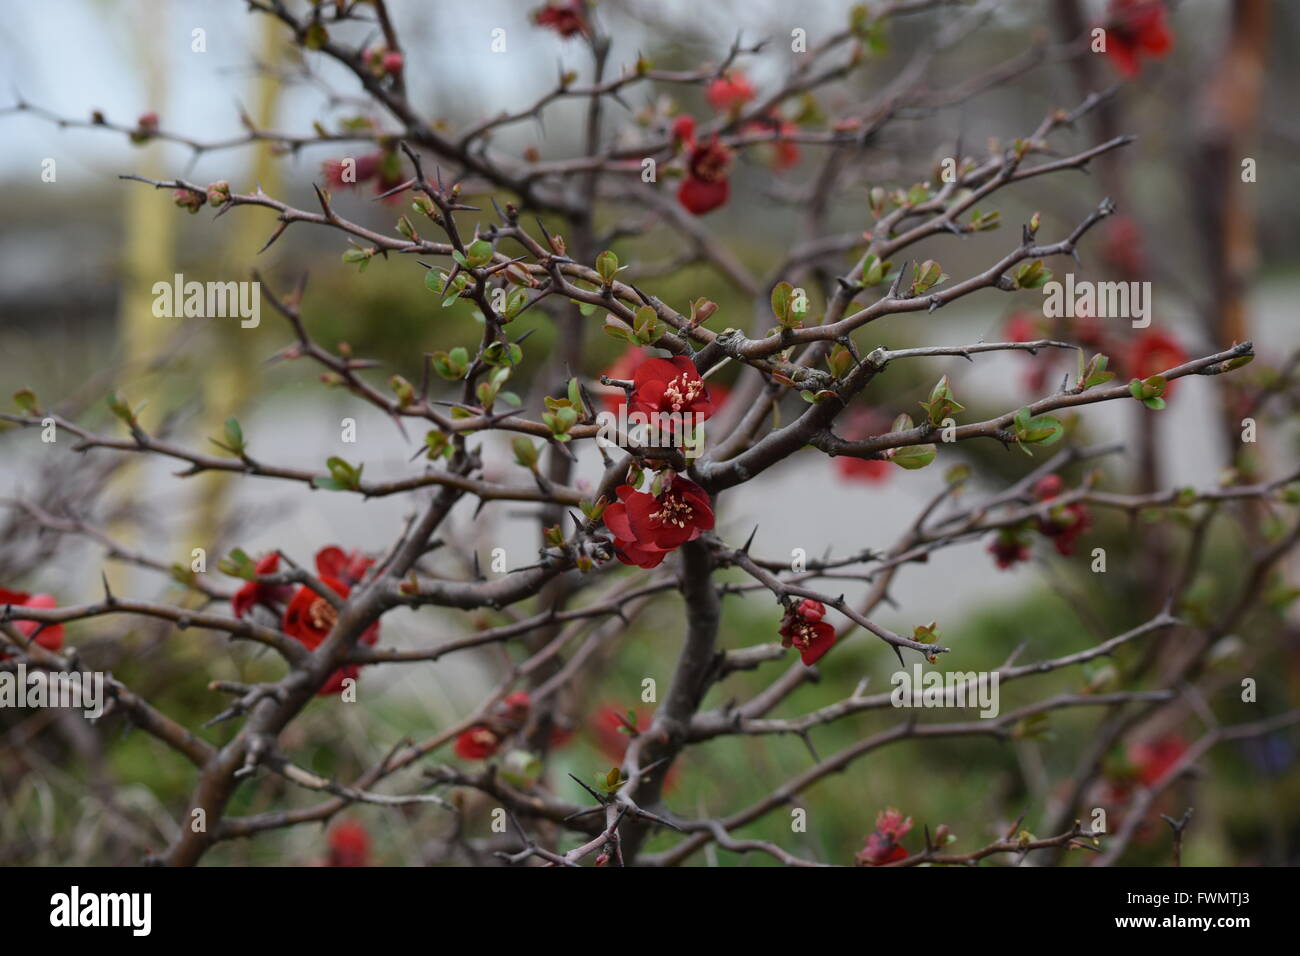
[
  {"left": 231, "top": 552, "right": 294, "bottom": 619},
  {"left": 455, "top": 726, "right": 501, "bottom": 760},
  {"left": 0, "top": 588, "right": 64, "bottom": 654},
  {"left": 706, "top": 72, "right": 756, "bottom": 112},
  {"left": 326, "top": 820, "right": 371, "bottom": 867},
  {"left": 1102, "top": 0, "right": 1173, "bottom": 78},
  {"left": 856, "top": 808, "right": 913, "bottom": 865},
  {"left": 533, "top": 1, "right": 587, "bottom": 38}
]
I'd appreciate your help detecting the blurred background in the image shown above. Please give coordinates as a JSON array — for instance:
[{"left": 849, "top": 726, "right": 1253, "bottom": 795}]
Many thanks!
[{"left": 2, "top": 0, "right": 1298, "bottom": 865}]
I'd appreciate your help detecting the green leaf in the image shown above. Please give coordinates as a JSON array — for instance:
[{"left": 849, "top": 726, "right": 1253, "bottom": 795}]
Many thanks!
[
  {"left": 603, "top": 316, "right": 633, "bottom": 341},
  {"left": 892, "top": 444, "right": 936, "bottom": 470},
  {"left": 464, "top": 238, "right": 493, "bottom": 269},
  {"left": 770, "top": 281, "right": 797, "bottom": 326},
  {"left": 1014, "top": 260, "right": 1052, "bottom": 290},
  {"left": 512, "top": 437, "right": 539, "bottom": 470},
  {"left": 595, "top": 250, "right": 620, "bottom": 284},
  {"left": 632, "top": 306, "right": 661, "bottom": 345},
  {"left": 483, "top": 341, "right": 523, "bottom": 367}
]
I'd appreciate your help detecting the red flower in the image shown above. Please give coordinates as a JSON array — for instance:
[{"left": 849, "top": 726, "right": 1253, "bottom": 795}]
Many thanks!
[
  {"left": 322, "top": 152, "right": 380, "bottom": 190},
  {"left": 501, "top": 690, "right": 531, "bottom": 722},
  {"left": 1126, "top": 326, "right": 1188, "bottom": 391},
  {"left": 1038, "top": 505, "right": 1092, "bottom": 557},
  {"left": 604, "top": 347, "right": 731, "bottom": 418},
  {"left": 706, "top": 72, "right": 756, "bottom": 112},
  {"left": 590, "top": 705, "right": 680, "bottom": 790},
  {"left": 1129, "top": 734, "right": 1188, "bottom": 787},
  {"left": 455, "top": 726, "right": 501, "bottom": 760},
  {"left": 281, "top": 548, "right": 379, "bottom": 697},
  {"left": 1033, "top": 474, "right": 1064, "bottom": 500},
  {"left": 779, "top": 599, "right": 836, "bottom": 666},
  {"left": 533, "top": 1, "right": 586, "bottom": 38},
  {"left": 0, "top": 588, "right": 64, "bottom": 654},
  {"left": 321, "top": 151, "right": 404, "bottom": 202},
  {"left": 1103, "top": 214, "right": 1149, "bottom": 277},
  {"left": 599, "top": 346, "right": 647, "bottom": 415},
  {"left": 671, "top": 115, "right": 697, "bottom": 145},
  {"left": 988, "top": 527, "right": 1032, "bottom": 570},
  {"left": 1004, "top": 312, "right": 1039, "bottom": 343},
  {"left": 591, "top": 705, "right": 641, "bottom": 764},
  {"left": 834, "top": 409, "right": 893, "bottom": 486},
  {"left": 856, "top": 808, "right": 913, "bottom": 865},
  {"left": 836, "top": 457, "right": 892, "bottom": 484},
  {"left": 603, "top": 476, "right": 715, "bottom": 568},
  {"left": 231, "top": 552, "right": 294, "bottom": 619},
  {"left": 677, "top": 137, "right": 733, "bottom": 215},
  {"left": 743, "top": 113, "right": 801, "bottom": 170},
  {"left": 629, "top": 355, "right": 715, "bottom": 426},
  {"left": 1102, "top": 0, "right": 1173, "bottom": 78},
  {"left": 315, "top": 546, "right": 375, "bottom": 587},
  {"left": 327, "top": 820, "right": 370, "bottom": 867}
]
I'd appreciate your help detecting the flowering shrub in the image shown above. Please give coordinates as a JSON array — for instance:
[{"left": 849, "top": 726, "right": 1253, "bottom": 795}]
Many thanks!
[{"left": 2, "top": 0, "right": 1295, "bottom": 872}]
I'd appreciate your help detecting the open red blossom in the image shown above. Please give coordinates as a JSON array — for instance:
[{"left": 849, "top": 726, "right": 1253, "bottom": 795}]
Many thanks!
[
  {"left": 315, "top": 545, "right": 375, "bottom": 587},
  {"left": 1103, "top": 0, "right": 1174, "bottom": 78},
  {"left": 677, "top": 138, "right": 733, "bottom": 215},
  {"left": 629, "top": 355, "right": 715, "bottom": 425},
  {"left": 603, "top": 347, "right": 729, "bottom": 417},
  {"left": 282, "top": 547, "right": 379, "bottom": 697},
  {"left": 327, "top": 820, "right": 371, "bottom": 867},
  {"left": 533, "top": 1, "right": 586, "bottom": 38},
  {"left": 706, "top": 72, "right": 756, "bottom": 112},
  {"left": 455, "top": 726, "right": 501, "bottom": 760},
  {"left": 231, "top": 552, "right": 294, "bottom": 619},
  {"left": 780, "top": 599, "right": 836, "bottom": 666},
  {"left": 856, "top": 808, "right": 913, "bottom": 865},
  {"left": 0, "top": 588, "right": 64, "bottom": 654},
  {"left": 603, "top": 475, "right": 715, "bottom": 568}
]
